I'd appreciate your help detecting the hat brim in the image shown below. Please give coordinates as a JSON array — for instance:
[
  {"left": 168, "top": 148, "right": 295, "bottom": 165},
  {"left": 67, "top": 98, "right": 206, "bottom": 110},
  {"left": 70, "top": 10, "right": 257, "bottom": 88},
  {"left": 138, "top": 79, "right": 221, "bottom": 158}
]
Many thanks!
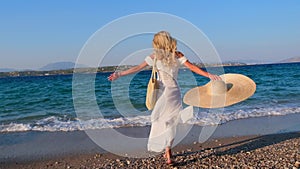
[{"left": 183, "top": 74, "right": 256, "bottom": 108}]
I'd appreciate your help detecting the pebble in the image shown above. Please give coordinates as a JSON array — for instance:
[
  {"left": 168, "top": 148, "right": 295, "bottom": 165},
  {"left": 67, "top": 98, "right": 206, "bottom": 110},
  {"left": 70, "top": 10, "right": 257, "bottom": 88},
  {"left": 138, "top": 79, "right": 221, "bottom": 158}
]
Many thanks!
[{"left": 295, "top": 161, "right": 300, "bottom": 168}]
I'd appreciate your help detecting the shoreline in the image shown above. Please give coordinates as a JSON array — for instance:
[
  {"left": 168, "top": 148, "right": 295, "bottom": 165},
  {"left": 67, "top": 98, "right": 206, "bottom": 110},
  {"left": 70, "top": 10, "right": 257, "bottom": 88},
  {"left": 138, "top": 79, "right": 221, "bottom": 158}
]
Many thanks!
[{"left": 1, "top": 113, "right": 300, "bottom": 168}]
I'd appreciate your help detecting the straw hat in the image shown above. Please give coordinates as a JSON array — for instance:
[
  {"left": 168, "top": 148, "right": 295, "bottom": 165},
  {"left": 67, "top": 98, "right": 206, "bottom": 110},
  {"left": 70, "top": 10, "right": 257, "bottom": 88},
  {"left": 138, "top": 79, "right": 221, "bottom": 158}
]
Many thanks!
[{"left": 183, "top": 73, "right": 256, "bottom": 108}]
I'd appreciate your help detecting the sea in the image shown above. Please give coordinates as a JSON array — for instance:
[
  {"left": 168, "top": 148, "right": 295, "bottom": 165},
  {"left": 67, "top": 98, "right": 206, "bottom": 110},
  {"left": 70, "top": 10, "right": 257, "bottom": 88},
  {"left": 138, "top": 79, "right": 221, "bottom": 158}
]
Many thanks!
[{"left": 0, "top": 62, "right": 299, "bottom": 133}]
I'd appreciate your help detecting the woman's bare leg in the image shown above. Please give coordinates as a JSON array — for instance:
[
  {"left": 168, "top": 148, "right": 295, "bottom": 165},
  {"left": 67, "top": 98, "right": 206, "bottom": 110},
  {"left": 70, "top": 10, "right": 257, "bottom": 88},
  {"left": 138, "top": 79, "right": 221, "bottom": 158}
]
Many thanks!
[
  {"left": 165, "top": 147, "right": 172, "bottom": 164},
  {"left": 164, "top": 139, "right": 174, "bottom": 164}
]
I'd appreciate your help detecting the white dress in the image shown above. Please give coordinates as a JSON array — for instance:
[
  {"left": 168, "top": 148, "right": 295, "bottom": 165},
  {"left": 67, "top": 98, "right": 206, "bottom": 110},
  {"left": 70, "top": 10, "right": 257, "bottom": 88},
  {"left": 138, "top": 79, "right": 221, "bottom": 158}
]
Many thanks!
[{"left": 145, "top": 55, "right": 193, "bottom": 152}]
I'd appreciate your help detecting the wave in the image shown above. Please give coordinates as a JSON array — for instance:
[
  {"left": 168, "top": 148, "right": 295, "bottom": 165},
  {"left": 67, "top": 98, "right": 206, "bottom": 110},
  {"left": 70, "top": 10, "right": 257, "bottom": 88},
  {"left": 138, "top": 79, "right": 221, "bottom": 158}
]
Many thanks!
[
  {"left": 192, "top": 107, "right": 300, "bottom": 125},
  {"left": 0, "top": 115, "right": 152, "bottom": 133},
  {"left": 1, "top": 107, "right": 299, "bottom": 133}
]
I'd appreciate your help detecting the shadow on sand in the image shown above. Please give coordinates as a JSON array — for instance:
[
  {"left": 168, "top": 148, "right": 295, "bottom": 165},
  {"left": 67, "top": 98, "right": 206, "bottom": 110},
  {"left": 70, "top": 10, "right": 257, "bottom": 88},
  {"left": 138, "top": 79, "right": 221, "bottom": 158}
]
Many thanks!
[{"left": 173, "top": 132, "right": 300, "bottom": 167}]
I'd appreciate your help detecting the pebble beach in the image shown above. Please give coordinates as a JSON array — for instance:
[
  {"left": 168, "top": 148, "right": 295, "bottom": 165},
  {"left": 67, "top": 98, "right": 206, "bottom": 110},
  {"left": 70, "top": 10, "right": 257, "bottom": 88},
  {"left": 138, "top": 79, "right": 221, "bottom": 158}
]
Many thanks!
[{"left": 2, "top": 132, "right": 299, "bottom": 169}]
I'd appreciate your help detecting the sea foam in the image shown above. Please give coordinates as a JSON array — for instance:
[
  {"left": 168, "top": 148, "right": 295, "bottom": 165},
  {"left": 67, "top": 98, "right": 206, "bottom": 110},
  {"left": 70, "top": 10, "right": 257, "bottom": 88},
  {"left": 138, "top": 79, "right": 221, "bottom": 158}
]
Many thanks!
[{"left": 1, "top": 107, "right": 299, "bottom": 133}]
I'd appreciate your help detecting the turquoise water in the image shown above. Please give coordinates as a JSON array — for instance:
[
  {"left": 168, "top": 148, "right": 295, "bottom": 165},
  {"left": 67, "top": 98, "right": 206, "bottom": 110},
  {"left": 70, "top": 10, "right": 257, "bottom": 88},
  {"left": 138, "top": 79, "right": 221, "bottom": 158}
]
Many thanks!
[{"left": 0, "top": 63, "right": 299, "bottom": 132}]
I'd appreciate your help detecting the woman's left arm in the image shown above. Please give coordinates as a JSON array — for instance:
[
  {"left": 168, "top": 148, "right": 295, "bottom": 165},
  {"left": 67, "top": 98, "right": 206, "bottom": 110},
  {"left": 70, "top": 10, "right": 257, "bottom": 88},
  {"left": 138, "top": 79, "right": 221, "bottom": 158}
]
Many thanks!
[
  {"left": 108, "top": 61, "right": 148, "bottom": 81},
  {"left": 183, "top": 60, "right": 221, "bottom": 80},
  {"left": 176, "top": 51, "right": 221, "bottom": 80}
]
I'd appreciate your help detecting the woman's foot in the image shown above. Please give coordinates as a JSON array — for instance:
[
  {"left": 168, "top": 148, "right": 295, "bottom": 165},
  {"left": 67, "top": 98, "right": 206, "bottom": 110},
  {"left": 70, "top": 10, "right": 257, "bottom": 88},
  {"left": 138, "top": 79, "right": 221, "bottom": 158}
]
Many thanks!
[
  {"left": 164, "top": 147, "right": 173, "bottom": 165},
  {"left": 166, "top": 159, "right": 173, "bottom": 165},
  {"left": 164, "top": 154, "right": 173, "bottom": 165}
]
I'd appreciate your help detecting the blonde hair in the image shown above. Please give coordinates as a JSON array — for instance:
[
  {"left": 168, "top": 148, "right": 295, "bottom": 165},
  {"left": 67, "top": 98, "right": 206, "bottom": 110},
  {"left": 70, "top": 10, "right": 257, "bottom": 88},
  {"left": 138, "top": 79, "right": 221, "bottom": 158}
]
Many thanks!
[{"left": 152, "top": 31, "right": 177, "bottom": 67}]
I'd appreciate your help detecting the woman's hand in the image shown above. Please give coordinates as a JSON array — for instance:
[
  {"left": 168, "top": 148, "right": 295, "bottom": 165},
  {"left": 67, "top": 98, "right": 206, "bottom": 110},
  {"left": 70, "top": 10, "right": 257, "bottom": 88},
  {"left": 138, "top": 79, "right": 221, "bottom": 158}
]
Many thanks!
[
  {"left": 108, "top": 61, "right": 148, "bottom": 81},
  {"left": 208, "top": 73, "right": 222, "bottom": 81},
  {"left": 108, "top": 72, "right": 121, "bottom": 81}
]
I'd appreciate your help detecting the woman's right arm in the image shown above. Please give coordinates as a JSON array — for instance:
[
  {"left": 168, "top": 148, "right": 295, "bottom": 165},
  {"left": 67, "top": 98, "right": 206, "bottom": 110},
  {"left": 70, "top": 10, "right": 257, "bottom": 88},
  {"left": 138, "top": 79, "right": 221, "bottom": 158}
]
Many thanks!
[{"left": 108, "top": 61, "right": 148, "bottom": 81}]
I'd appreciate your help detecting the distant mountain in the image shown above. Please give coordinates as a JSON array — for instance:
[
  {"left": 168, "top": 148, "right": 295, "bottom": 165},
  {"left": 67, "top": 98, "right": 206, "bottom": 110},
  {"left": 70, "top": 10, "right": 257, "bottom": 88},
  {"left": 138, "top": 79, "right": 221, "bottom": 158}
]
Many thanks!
[
  {"left": 279, "top": 56, "right": 300, "bottom": 63},
  {"left": 39, "top": 62, "right": 86, "bottom": 71},
  {"left": 0, "top": 68, "right": 16, "bottom": 72}
]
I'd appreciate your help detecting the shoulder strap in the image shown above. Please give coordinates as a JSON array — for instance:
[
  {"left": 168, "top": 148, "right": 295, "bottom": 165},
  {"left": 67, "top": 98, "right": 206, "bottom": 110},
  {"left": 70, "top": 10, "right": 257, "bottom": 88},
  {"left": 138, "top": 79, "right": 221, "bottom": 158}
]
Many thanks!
[
  {"left": 153, "top": 56, "right": 157, "bottom": 70},
  {"left": 151, "top": 56, "right": 157, "bottom": 80}
]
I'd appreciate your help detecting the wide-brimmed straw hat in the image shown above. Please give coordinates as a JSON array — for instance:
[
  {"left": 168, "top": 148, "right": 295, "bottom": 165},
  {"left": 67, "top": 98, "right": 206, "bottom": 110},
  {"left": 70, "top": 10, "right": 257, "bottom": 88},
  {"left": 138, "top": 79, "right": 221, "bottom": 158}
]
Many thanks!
[{"left": 183, "top": 73, "right": 256, "bottom": 108}]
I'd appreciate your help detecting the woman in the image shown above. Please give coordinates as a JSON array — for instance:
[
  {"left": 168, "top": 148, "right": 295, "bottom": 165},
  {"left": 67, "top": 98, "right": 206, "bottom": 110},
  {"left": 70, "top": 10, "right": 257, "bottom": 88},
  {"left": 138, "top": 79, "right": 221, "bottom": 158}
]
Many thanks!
[{"left": 108, "top": 31, "right": 220, "bottom": 164}]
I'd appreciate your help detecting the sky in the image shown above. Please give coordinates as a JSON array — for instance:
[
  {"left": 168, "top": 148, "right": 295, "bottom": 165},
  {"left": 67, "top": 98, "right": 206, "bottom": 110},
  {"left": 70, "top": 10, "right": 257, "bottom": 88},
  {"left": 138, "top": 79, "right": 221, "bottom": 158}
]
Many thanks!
[{"left": 0, "top": 0, "right": 300, "bottom": 69}]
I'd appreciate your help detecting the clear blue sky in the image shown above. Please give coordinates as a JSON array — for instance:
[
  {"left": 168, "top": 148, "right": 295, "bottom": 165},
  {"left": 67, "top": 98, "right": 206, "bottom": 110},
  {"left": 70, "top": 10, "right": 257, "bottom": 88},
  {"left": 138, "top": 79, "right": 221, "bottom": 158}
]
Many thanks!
[{"left": 1, "top": 0, "right": 299, "bottom": 69}]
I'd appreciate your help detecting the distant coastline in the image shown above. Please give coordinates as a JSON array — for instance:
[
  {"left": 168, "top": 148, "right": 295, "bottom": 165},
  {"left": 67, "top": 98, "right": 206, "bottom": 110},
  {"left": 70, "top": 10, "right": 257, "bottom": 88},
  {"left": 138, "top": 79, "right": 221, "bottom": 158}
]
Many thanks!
[
  {"left": 1, "top": 61, "right": 299, "bottom": 78},
  {"left": 0, "top": 62, "right": 246, "bottom": 78}
]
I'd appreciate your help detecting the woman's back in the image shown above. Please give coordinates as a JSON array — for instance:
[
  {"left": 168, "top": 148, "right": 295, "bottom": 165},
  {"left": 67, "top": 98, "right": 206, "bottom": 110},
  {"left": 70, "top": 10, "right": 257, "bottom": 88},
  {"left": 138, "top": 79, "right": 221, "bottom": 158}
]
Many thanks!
[{"left": 145, "top": 55, "right": 187, "bottom": 87}]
